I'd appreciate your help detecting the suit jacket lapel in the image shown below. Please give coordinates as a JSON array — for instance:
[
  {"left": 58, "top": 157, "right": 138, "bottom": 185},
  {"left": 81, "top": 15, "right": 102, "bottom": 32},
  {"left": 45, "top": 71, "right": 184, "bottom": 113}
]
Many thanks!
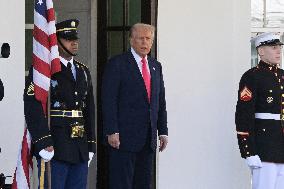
[{"left": 148, "top": 58, "right": 156, "bottom": 105}]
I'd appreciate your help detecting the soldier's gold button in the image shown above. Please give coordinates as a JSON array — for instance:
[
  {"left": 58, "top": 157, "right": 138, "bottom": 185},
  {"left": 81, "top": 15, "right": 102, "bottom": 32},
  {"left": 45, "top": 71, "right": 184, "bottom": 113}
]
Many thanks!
[
  {"left": 282, "top": 86, "right": 284, "bottom": 90},
  {"left": 279, "top": 79, "right": 281, "bottom": 82},
  {"left": 262, "top": 129, "right": 266, "bottom": 132},
  {"left": 243, "top": 138, "right": 247, "bottom": 141},
  {"left": 247, "top": 152, "right": 250, "bottom": 155},
  {"left": 76, "top": 102, "right": 78, "bottom": 105},
  {"left": 75, "top": 91, "right": 78, "bottom": 95},
  {"left": 275, "top": 73, "right": 278, "bottom": 76},
  {"left": 282, "top": 94, "right": 284, "bottom": 97},
  {"left": 269, "top": 90, "right": 273, "bottom": 93},
  {"left": 245, "top": 145, "right": 248, "bottom": 148}
]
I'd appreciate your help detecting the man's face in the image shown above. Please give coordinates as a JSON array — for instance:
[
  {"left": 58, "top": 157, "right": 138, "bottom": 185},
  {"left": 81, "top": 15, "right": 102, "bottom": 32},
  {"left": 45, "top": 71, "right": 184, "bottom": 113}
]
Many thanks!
[
  {"left": 258, "top": 45, "right": 283, "bottom": 65},
  {"left": 130, "top": 27, "right": 153, "bottom": 58},
  {"left": 58, "top": 38, "right": 79, "bottom": 57}
]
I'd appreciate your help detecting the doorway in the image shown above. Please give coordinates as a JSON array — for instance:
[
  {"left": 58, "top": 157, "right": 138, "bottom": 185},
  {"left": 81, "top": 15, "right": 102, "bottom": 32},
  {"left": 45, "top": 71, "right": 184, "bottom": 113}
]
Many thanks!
[{"left": 97, "top": 0, "right": 158, "bottom": 188}]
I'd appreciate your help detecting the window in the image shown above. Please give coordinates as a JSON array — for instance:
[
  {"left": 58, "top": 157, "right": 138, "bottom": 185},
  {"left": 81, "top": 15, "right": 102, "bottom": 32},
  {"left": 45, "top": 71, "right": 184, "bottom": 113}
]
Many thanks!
[
  {"left": 102, "top": 0, "right": 142, "bottom": 59},
  {"left": 251, "top": 0, "right": 284, "bottom": 67}
]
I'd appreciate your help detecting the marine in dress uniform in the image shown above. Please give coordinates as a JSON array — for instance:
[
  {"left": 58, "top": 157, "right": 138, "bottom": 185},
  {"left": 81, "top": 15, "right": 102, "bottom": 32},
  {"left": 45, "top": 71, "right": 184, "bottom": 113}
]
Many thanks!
[
  {"left": 236, "top": 33, "right": 284, "bottom": 189},
  {"left": 24, "top": 19, "right": 96, "bottom": 189}
]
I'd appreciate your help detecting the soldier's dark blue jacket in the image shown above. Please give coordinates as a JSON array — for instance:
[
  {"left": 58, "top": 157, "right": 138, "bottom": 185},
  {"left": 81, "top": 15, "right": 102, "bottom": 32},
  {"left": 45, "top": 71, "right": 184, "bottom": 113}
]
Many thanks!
[
  {"left": 236, "top": 60, "right": 284, "bottom": 163},
  {"left": 24, "top": 60, "right": 96, "bottom": 164}
]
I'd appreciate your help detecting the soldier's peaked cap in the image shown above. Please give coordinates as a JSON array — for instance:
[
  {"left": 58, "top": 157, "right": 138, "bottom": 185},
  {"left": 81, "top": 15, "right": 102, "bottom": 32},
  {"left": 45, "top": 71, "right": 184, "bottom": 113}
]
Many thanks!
[
  {"left": 251, "top": 32, "right": 283, "bottom": 48},
  {"left": 56, "top": 19, "right": 79, "bottom": 40}
]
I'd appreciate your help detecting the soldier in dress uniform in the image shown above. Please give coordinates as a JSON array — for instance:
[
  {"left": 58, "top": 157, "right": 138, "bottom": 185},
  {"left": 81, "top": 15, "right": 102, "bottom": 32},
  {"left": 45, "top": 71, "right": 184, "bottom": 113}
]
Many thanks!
[
  {"left": 24, "top": 19, "right": 96, "bottom": 189},
  {"left": 236, "top": 32, "right": 284, "bottom": 189}
]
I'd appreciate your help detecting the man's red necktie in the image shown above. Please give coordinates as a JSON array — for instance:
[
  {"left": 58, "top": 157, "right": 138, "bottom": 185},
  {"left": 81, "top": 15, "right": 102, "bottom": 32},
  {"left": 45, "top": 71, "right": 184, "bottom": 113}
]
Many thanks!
[{"left": 141, "top": 57, "right": 151, "bottom": 102}]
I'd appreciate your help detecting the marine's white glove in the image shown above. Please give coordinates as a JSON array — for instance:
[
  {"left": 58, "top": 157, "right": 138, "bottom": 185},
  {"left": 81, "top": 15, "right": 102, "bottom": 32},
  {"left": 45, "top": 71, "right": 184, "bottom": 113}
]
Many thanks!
[
  {"left": 39, "top": 149, "right": 54, "bottom": 162},
  {"left": 246, "top": 155, "right": 262, "bottom": 169},
  {"left": 88, "top": 152, "right": 94, "bottom": 167}
]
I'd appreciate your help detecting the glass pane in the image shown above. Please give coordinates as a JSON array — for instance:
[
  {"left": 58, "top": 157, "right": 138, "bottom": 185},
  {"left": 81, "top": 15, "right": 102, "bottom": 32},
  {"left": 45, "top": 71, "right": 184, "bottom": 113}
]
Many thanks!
[
  {"left": 108, "top": 0, "right": 123, "bottom": 26},
  {"left": 251, "top": 33, "right": 259, "bottom": 68},
  {"left": 128, "top": 0, "right": 141, "bottom": 26},
  {"left": 108, "top": 32, "right": 123, "bottom": 58},
  {"left": 251, "top": 0, "right": 264, "bottom": 27},
  {"left": 25, "top": 29, "right": 33, "bottom": 71},
  {"left": 25, "top": 0, "right": 34, "bottom": 24},
  {"left": 266, "top": 0, "right": 284, "bottom": 28}
]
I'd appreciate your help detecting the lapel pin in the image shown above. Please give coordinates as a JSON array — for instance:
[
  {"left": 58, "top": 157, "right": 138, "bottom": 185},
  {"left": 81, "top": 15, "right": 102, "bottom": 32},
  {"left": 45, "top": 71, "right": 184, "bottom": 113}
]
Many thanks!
[{"left": 153, "top": 67, "right": 155, "bottom": 71}]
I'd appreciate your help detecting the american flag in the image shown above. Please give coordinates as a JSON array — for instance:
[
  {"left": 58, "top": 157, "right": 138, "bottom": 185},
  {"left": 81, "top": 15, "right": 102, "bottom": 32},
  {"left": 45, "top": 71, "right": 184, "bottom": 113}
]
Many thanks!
[
  {"left": 33, "top": 0, "right": 61, "bottom": 114},
  {"left": 12, "top": 0, "right": 60, "bottom": 188},
  {"left": 11, "top": 128, "right": 33, "bottom": 189}
]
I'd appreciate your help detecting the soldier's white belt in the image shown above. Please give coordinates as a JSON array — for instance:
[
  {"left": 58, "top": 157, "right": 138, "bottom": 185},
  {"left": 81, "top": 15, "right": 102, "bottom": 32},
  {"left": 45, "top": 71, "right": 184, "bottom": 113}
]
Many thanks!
[
  {"left": 50, "top": 110, "right": 83, "bottom": 118},
  {"left": 255, "top": 113, "right": 282, "bottom": 120}
]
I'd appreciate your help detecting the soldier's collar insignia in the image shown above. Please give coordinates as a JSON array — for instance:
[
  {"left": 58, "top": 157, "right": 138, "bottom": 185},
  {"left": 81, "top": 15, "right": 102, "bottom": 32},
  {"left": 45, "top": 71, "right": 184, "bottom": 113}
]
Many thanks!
[
  {"left": 240, "top": 86, "right": 252, "bottom": 101},
  {"left": 258, "top": 61, "right": 278, "bottom": 72}
]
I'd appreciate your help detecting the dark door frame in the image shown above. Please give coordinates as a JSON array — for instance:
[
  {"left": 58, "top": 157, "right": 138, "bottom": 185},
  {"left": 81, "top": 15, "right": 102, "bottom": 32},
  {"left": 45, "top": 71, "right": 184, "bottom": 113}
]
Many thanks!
[{"left": 96, "top": 0, "right": 158, "bottom": 188}]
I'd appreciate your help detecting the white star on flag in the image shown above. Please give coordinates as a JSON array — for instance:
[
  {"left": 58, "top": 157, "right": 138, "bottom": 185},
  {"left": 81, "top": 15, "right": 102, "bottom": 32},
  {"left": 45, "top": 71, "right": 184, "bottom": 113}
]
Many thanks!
[{"left": 38, "top": 0, "right": 43, "bottom": 5}]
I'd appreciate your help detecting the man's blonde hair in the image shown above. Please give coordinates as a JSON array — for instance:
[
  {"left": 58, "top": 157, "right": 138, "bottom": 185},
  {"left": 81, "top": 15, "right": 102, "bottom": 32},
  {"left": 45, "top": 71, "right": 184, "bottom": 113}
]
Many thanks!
[{"left": 129, "top": 23, "right": 155, "bottom": 39}]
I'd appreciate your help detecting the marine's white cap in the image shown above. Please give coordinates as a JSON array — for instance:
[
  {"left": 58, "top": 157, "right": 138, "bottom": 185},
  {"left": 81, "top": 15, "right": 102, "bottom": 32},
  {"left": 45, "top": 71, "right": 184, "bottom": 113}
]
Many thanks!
[{"left": 251, "top": 32, "right": 283, "bottom": 48}]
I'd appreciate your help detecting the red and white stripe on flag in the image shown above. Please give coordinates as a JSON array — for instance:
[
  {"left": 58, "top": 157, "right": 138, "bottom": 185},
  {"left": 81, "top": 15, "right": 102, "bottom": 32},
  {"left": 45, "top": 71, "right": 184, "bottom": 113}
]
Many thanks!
[
  {"left": 33, "top": 0, "right": 61, "bottom": 115},
  {"left": 11, "top": 128, "right": 33, "bottom": 189}
]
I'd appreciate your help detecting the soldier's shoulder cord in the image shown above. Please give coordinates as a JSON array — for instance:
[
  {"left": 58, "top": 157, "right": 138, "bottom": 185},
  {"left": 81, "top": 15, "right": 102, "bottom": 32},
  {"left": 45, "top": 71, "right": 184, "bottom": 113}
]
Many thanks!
[{"left": 74, "top": 59, "right": 89, "bottom": 69}]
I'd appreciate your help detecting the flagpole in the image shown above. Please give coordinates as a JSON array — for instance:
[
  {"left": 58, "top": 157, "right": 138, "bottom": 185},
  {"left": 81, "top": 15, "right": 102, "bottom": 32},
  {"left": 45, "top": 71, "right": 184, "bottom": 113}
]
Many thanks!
[{"left": 47, "top": 89, "right": 51, "bottom": 189}]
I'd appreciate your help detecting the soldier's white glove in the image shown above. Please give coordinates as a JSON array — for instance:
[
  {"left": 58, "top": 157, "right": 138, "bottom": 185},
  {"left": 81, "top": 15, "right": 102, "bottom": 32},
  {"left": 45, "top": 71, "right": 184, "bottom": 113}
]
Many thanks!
[
  {"left": 39, "top": 149, "right": 54, "bottom": 162},
  {"left": 246, "top": 155, "right": 262, "bottom": 169},
  {"left": 88, "top": 152, "right": 94, "bottom": 167}
]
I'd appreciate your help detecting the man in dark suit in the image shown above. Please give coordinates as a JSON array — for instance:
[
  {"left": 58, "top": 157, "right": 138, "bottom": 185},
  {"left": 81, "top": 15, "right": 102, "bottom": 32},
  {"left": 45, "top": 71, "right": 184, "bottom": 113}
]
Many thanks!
[
  {"left": 102, "top": 23, "right": 168, "bottom": 189},
  {"left": 24, "top": 19, "right": 96, "bottom": 189}
]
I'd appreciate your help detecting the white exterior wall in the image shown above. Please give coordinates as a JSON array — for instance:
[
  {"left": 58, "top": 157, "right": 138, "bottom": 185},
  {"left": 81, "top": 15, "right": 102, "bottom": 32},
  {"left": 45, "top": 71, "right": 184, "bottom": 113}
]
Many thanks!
[
  {"left": 0, "top": 0, "right": 25, "bottom": 184},
  {"left": 157, "top": 0, "right": 252, "bottom": 188},
  {"left": 0, "top": 0, "right": 254, "bottom": 188}
]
